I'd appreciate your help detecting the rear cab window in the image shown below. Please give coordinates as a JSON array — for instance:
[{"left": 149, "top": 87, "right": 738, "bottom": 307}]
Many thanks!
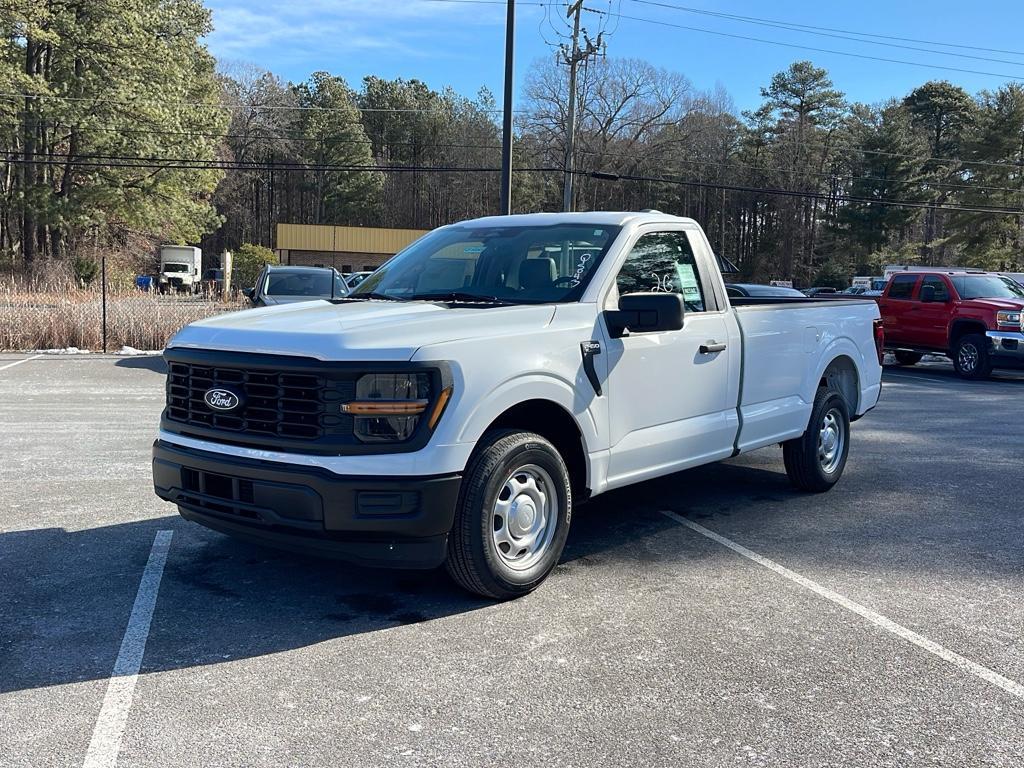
[{"left": 887, "top": 274, "right": 919, "bottom": 300}]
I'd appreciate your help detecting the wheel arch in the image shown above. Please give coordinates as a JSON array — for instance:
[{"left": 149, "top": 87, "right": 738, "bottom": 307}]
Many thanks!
[
  {"left": 480, "top": 399, "right": 589, "bottom": 500},
  {"left": 818, "top": 353, "right": 861, "bottom": 416},
  {"left": 949, "top": 319, "right": 988, "bottom": 347}
]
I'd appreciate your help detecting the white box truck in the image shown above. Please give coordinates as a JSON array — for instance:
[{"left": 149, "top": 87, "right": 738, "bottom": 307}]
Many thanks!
[{"left": 158, "top": 245, "right": 202, "bottom": 294}]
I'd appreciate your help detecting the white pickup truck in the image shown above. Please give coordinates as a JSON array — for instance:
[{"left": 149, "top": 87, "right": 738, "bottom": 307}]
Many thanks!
[{"left": 153, "top": 212, "right": 883, "bottom": 599}]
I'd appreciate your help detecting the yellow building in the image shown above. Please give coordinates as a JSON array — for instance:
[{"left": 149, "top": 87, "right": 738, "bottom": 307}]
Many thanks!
[{"left": 275, "top": 223, "right": 429, "bottom": 272}]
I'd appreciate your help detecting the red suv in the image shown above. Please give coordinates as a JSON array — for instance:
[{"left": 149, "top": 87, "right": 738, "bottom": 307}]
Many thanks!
[{"left": 877, "top": 270, "right": 1024, "bottom": 379}]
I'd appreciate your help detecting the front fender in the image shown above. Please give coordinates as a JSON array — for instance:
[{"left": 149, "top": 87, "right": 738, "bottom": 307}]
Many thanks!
[{"left": 454, "top": 372, "right": 599, "bottom": 455}]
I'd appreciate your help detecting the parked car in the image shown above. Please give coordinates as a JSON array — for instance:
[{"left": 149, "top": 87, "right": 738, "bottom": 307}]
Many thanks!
[
  {"left": 803, "top": 287, "right": 839, "bottom": 297},
  {"left": 244, "top": 265, "right": 349, "bottom": 307},
  {"left": 877, "top": 269, "right": 1024, "bottom": 378},
  {"left": 345, "top": 271, "right": 374, "bottom": 288},
  {"left": 725, "top": 283, "right": 806, "bottom": 299},
  {"left": 154, "top": 211, "right": 883, "bottom": 599}
]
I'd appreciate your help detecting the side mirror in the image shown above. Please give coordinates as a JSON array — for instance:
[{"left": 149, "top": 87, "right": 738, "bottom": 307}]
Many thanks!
[
  {"left": 242, "top": 287, "right": 255, "bottom": 301},
  {"left": 604, "top": 292, "right": 685, "bottom": 338},
  {"left": 919, "top": 285, "right": 935, "bottom": 303}
]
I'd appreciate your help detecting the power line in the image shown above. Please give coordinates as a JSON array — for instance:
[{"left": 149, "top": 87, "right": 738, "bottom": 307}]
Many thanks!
[
  {"left": 0, "top": 92, "right": 522, "bottom": 115},
  {"left": 5, "top": 149, "right": 1020, "bottom": 216},
  {"left": 1, "top": 153, "right": 559, "bottom": 175},
  {"left": 628, "top": 0, "right": 1024, "bottom": 68},
  {"left": 0, "top": 120, "right": 502, "bottom": 149},
  {"left": 580, "top": 168, "right": 1024, "bottom": 216},
  {"left": 588, "top": 7, "right": 1024, "bottom": 80},
  {"left": 626, "top": 1, "right": 1024, "bottom": 58}
]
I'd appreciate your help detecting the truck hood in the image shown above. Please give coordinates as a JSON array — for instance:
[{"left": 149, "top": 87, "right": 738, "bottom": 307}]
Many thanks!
[
  {"left": 168, "top": 299, "right": 557, "bottom": 361},
  {"left": 960, "top": 298, "right": 1024, "bottom": 311}
]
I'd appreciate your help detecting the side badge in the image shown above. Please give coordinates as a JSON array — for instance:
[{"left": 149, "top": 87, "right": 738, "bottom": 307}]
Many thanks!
[{"left": 580, "top": 340, "right": 603, "bottom": 397}]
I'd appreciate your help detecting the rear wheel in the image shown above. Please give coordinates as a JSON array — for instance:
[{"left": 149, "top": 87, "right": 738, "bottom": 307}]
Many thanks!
[
  {"left": 893, "top": 350, "right": 923, "bottom": 366},
  {"left": 952, "top": 334, "right": 992, "bottom": 380},
  {"left": 446, "top": 430, "right": 572, "bottom": 600},
  {"left": 783, "top": 388, "right": 851, "bottom": 493}
]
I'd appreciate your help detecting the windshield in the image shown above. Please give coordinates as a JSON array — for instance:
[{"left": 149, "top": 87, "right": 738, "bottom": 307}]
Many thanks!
[
  {"left": 163, "top": 264, "right": 189, "bottom": 273},
  {"left": 352, "top": 223, "right": 621, "bottom": 303},
  {"left": 265, "top": 270, "right": 335, "bottom": 297},
  {"left": 950, "top": 275, "right": 1024, "bottom": 300}
]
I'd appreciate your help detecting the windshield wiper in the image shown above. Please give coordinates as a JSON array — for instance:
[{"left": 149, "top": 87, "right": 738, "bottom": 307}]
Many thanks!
[
  {"left": 344, "top": 292, "right": 408, "bottom": 301},
  {"left": 406, "top": 291, "right": 514, "bottom": 305}
]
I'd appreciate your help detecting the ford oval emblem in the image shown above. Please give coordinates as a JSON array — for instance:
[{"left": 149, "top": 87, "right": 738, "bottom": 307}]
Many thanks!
[{"left": 204, "top": 388, "right": 242, "bottom": 412}]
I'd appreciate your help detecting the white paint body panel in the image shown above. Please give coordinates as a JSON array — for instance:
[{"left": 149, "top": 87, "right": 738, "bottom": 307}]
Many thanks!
[{"left": 162, "top": 212, "right": 883, "bottom": 497}]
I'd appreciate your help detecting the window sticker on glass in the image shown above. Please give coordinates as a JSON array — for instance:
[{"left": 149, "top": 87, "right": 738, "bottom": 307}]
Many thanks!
[
  {"left": 677, "top": 263, "right": 701, "bottom": 302},
  {"left": 463, "top": 245, "right": 484, "bottom": 253},
  {"left": 571, "top": 252, "right": 594, "bottom": 287}
]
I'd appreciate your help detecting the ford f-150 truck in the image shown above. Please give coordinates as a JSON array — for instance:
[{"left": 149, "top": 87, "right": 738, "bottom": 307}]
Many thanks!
[
  {"left": 877, "top": 269, "right": 1024, "bottom": 379},
  {"left": 153, "top": 212, "right": 883, "bottom": 599}
]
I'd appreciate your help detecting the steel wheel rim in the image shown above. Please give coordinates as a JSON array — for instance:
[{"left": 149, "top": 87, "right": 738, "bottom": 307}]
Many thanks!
[
  {"left": 959, "top": 343, "right": 978, "bottom": 372},
  {"left": 818, "top": 408, "right": 845, "bottom": 475},
  {"left": 491, "top": 464, "right": 558, "bottom": 571}
]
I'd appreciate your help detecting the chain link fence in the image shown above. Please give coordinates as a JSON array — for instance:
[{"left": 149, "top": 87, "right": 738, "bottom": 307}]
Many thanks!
[{"left": 0, "top": 265, "right": 246, "bottom": 352}]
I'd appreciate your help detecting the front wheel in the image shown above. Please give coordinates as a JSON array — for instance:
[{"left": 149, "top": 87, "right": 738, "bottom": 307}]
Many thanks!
[
  {"left": 953, "top": 334, "right": 992, "bottom": 380},
  {"left": 446, "top": 430, "right": 572, "bottom": 600},
  {"left": 783, "top": 388, "right": 851, "bottom": 493}
]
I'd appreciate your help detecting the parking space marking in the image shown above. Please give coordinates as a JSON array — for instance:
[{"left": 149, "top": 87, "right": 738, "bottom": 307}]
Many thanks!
[
  {"left": 0, "top": 354, "right": 42, "bottom": 372},
  {"left": 662, "top": 511, "right": 1024, "bottom": 702},
  {"left": 83, "top": 530, "right": 173, "bottom": 768},
  {"left": 882, "top": 372, "right": 959, "bottom": 386}
]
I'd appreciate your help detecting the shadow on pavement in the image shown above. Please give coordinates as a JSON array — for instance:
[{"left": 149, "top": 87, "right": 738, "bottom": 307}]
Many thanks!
[
  {"left": 3, "top": 448, "right": 1019, "bottom": 695},
  {"left": 114, "top": 355, "right": 167, "bottom": 374}
]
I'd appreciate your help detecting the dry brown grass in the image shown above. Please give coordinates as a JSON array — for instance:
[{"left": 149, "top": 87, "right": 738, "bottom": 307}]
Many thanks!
[{"left": 0, "top": 281, "right": 246, "bottom": 351}]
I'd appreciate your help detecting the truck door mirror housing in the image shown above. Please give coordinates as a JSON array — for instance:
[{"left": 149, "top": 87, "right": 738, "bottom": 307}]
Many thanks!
[
  {"left": 604, "top": 292, "right": 685, "bottom": 338},
  {"left": 919, "top": 285, "right": 936, "bottom": 303},
  {"left": 242, "top": 287, "right": 255, "bottom": 301}
]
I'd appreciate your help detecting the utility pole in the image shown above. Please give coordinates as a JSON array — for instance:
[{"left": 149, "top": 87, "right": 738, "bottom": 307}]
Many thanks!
[
  {"left": 499, "top": 0, "right": 515, "bottom": 215},
  {"left": 561, "top": 1, "right": 603, "bottom": 212}
]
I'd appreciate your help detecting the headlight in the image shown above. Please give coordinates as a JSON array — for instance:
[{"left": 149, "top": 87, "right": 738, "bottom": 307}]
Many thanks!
[
  {"left": 996, "top": 310, "right": 1022, "bottom": 329},
  {"left": 342, "top": 373, "right": 434, "bottom": 442}
]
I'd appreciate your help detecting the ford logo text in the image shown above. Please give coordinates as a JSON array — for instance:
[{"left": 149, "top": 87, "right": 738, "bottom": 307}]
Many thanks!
[{"left": 204, "top": 388, "right": 241, "bottom": 412}]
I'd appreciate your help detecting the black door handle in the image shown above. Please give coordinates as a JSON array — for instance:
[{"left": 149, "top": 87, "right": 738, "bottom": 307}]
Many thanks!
[{"left": 699, "top": 341, "right": 727, "bottom": 354}]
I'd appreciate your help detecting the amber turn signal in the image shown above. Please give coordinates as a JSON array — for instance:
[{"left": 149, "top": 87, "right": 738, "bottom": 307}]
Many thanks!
[
  {"left": 341, "top": 399, "right": 429, "bottom": 415},
  {"left": 427, "top": 387, "right": 453, "bottom": 429}
]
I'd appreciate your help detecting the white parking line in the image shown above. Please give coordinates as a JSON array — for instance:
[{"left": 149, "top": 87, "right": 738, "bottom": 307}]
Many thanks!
[
  {"left": 661, "top": 511, "right": 1024, "bottom": 702},
  {"left": 83, "top": 530, "right": 174, "bottom": 768},
  {"left": 0, "top": 354, "right": 42, "bottom": 372}
]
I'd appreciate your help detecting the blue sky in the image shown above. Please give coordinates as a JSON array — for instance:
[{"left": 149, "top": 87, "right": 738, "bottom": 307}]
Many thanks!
[{"left": 204, "top": 0, "right": 1024, "bottom": 113}]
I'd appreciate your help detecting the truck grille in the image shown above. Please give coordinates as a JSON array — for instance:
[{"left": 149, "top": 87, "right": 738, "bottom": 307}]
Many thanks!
[
  {"left": 160, "top": 349, "right": 445, "bottom": 455},
  {"left": 165, "top": 361, "right": 354, "bottom": 443}
]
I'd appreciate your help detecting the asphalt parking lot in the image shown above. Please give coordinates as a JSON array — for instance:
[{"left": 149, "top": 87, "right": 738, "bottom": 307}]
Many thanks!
[{"left": 1, "top": 354, "right": 1023, "bottom": 767}]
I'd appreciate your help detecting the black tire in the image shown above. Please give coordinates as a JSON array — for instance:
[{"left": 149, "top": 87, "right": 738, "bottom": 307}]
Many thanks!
[
  {"left": 783, "top": 388, "right": 851, "bottom": 493},
  {"left": 952, "top": 334, "right": 992, "bottom": 380},
  {"left": 446, "top": 430, "right": 572, "bottom": 600},
  {"left": 893, "top": 350, "right": 923, "bottom": 366}
]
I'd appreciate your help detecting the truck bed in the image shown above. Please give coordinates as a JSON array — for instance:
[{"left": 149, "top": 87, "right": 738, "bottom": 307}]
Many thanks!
[{"left": 731, "top": 297, "right": 882, "bottom": 453}]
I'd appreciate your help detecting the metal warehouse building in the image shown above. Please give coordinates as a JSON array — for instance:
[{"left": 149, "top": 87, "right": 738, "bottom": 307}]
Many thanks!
[{"left": 275, "top": 223, "right": 428, "bottom": 272}]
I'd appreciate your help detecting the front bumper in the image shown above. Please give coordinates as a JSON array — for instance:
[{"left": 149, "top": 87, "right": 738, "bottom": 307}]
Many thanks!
[
  {"left": 987, "top": 330, "right": 1024, "bottom": 364},
  {"left": 152, "top": 440, "right": 461, "bottom": 568}
]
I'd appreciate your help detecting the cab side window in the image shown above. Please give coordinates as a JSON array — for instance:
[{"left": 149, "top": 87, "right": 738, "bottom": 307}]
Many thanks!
[
  {"left": 887, "top": 274, "right": 917, "bottom": 300},
  {"left": 616, "top": 232, "right": 707, "bottom": 312},
  {"left": 920, "top": 275, "right": 950, "bottom": 301}
]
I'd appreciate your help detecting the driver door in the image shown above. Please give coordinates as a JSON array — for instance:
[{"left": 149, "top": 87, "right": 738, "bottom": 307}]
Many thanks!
[{"left": 599, "top": 229, "right": 737, "bottom": 488}]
